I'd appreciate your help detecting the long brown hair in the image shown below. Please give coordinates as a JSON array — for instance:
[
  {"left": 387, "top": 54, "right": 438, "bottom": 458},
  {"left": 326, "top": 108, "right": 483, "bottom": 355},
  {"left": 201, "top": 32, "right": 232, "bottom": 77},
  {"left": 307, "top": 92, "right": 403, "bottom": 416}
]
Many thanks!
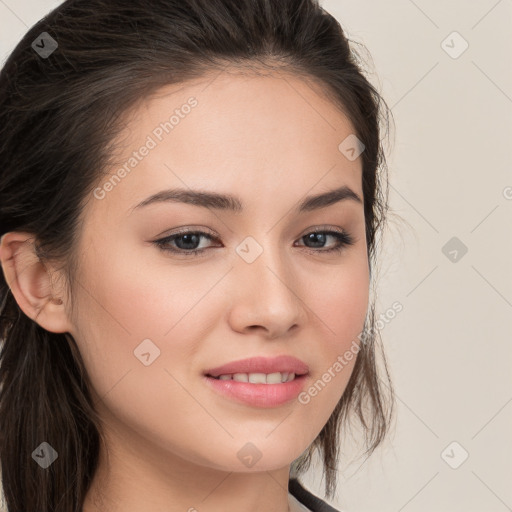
[{"left": 0, "top": 0, "right": 395, "bottom": 510}]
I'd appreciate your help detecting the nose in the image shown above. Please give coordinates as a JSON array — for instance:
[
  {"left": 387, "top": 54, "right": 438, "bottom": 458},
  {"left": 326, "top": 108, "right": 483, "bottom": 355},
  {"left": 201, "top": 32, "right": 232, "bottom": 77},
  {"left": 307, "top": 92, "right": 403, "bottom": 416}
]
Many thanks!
[{"left": 227, "top": 239, "right": 306, "bottom": 339}]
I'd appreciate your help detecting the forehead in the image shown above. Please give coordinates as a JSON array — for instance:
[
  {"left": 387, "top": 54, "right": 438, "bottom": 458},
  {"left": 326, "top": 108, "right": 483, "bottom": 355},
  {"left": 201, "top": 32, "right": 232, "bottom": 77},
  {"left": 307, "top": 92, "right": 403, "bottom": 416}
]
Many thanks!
[
  {"left": 88, "top": 67, "right": 364, "bottom": 221},
  {"left": 136, "top": 67, "right": 358, "bottom": 156}
]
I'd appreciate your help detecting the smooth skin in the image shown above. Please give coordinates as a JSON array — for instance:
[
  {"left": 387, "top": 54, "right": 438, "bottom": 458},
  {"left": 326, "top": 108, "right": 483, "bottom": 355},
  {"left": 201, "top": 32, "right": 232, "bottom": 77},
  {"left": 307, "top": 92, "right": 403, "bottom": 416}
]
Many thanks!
[{"left": 0, "top": 67, "right": 369, "bottom": 512}]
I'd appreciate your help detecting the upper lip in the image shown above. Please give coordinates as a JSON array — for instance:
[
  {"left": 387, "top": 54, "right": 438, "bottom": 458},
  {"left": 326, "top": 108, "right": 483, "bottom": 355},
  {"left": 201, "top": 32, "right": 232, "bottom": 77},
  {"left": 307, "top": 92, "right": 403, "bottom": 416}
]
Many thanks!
[{"left": 204, "top": 355, "right": 309, "bottom": 378}]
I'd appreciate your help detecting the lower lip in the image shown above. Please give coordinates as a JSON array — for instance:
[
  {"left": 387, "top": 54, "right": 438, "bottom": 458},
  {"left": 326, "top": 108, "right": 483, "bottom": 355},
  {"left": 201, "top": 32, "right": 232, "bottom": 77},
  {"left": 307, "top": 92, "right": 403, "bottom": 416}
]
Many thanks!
[{"left": 203, "top": 374, "right": 308, "bottom": 408}]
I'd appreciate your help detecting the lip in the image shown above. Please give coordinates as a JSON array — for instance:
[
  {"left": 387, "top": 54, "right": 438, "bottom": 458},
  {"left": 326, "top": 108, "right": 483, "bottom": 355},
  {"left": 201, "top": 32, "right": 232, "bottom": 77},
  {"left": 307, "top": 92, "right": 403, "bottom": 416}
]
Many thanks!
[
  {"left": 203, "top": 355, "right": 309, "bottom": 378},
  {"left": 202, "top": 355, "right": 309, "bottom": 408},
  {"left": 203, "top": 373, "right": 308, "bottom": 408}
]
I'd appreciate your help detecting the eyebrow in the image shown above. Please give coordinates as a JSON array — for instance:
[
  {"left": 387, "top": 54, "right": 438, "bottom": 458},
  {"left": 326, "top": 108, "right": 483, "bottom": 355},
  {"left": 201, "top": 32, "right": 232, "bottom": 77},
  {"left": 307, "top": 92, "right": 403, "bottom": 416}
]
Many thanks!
[{"left": 131, "top": 185, "right": 362, "bottom": 214}]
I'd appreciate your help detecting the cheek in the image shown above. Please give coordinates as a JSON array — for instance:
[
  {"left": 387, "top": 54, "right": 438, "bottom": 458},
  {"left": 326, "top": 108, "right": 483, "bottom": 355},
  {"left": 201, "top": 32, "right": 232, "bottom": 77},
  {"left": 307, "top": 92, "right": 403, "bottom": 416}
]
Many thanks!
[
  {"left": 70, "top": 241, "right": 221, "bottom": 394},
  {"left": 69, "top": 245, "right": 225, "bottom": 458},
  {"left": 307, "top": 251, "right": 370, "bottom": 347},
  {"left": 298, "top": 251, "right": 369, "bottom": 409}
]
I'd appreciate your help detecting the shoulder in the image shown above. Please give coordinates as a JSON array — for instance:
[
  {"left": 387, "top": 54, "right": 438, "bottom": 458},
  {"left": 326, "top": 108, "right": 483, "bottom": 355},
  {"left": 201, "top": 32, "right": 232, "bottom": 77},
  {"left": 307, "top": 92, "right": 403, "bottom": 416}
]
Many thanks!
[{"left": 288, "top": 478, "right": 343, "bottom": 512}]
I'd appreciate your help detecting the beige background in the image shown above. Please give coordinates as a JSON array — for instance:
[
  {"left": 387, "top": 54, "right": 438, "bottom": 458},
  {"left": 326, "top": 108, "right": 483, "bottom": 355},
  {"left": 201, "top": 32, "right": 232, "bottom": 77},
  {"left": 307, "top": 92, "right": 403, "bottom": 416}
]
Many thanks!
[{"left": 1, "top": 1, "right": 511, "bottom": 511}]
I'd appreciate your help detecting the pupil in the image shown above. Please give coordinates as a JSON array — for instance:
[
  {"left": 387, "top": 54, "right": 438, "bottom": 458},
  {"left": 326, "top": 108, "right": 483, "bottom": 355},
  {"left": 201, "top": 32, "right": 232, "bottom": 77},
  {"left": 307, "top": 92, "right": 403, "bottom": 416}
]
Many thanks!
[
  {"left": 177, "top": 234, "right": 200, "bottom": 250},
  {"left": 306, "top": 233, "right": 326, "bottom": 248}
]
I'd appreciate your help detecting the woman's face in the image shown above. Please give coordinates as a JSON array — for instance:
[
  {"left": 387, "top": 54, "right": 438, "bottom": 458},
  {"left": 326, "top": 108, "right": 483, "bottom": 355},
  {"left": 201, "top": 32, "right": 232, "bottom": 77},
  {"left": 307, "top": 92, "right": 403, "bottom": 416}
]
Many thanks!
[{"left": 68, "top": 68, "right": 369, "bottom": 475}]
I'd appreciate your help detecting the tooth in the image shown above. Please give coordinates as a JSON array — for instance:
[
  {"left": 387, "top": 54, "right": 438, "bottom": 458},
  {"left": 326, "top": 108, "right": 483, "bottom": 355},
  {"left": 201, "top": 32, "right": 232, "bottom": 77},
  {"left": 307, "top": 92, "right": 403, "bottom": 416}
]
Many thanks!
[
  {"left": 248, "top": 373, "right": 267, "bottom": 384},
  {"left": 266, "top": 372, "right": 282, "bottom": 384},
  {"left": 216, "top": 372, "right": 297, "bottom": 383}
]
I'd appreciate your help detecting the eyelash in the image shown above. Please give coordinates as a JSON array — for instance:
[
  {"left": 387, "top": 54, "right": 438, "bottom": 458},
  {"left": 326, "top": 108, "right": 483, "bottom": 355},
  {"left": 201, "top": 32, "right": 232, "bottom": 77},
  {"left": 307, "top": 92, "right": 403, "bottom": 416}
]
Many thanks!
[{"left": 153, "top": 227, "right": 355, "bottom": 257}]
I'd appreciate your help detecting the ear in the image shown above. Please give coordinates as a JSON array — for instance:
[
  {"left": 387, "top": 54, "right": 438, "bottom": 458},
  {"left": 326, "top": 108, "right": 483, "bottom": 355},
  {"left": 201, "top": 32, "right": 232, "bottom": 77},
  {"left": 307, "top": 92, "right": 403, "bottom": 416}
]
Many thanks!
[{"left": 0, "top": 231, "right": 73, "bottom": 333}]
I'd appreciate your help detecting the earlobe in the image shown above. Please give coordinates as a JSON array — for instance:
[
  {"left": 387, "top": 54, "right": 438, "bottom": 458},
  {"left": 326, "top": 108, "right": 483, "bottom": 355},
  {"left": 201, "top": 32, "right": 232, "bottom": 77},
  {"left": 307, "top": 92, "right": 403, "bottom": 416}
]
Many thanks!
[{"left": 0, "top": 231, "right": 73, "bottom": 333}]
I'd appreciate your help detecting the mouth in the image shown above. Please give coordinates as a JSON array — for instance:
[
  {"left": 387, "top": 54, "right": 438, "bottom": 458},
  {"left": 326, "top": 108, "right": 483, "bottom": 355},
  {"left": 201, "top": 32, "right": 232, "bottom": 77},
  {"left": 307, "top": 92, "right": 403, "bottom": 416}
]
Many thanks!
[
  {"left": 203, "top": 355, "right": 309, "bottom": 381},
  {"left": 202, "top": 370, "right": 309, "bottom": 408},
  {"left": 205, "top": 371, "right": 308, "bottom": 384}
]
